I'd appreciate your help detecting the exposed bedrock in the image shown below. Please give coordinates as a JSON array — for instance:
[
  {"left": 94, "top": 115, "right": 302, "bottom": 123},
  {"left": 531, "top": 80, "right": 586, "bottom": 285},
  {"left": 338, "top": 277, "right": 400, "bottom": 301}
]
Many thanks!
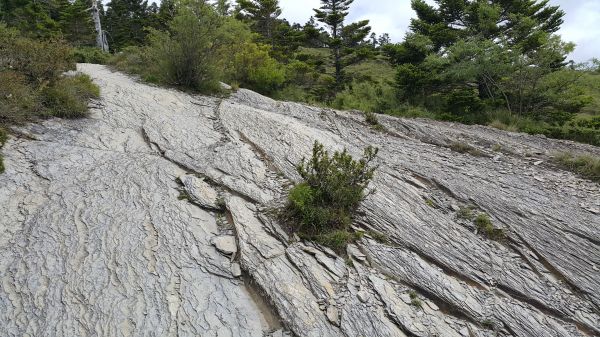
[{"left": 1, "top": 64, "right": 598, "bottom": 337}]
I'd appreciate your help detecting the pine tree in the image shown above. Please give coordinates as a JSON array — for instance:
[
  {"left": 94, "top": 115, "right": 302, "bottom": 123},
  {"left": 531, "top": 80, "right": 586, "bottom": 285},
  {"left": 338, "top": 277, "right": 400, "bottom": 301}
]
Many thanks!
[
  {"left": 302, "top": 16, "right": 327, "bottom": 48},
  {"left": 235, "top": 0, "right": 302, "bottom": 60},
  {"left": 60, "top": 0, "right": 96, "bottom": 47},
  {"left": 236, "top": 0, "right": 281, "bottom": 46},
  {"left": 104, "top": 0, "right": 152, "bottom": 51},
  {"left": 0, "top": 0, "right": 62, "bottom": 38},
  {"left": 215, "top": 0, "right": 231, "bottom": 16},
  {"left": 314, "top": 0, "right": 371, "bottom": 87}
]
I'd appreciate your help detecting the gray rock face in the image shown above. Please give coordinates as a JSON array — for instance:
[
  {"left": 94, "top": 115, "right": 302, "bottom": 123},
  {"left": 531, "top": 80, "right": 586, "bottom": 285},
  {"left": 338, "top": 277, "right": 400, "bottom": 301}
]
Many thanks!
[{"left": 0, "top": 64, "right": 598, "bottom": 337}]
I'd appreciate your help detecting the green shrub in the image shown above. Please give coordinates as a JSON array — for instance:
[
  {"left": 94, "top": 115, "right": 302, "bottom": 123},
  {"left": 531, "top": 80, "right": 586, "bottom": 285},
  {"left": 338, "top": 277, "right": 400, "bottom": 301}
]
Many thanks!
[
  {"left": 364, "top": 111, "right": 383, "bottom": 130},
  {"left": 457, "top": 206, "right": 475, "bottom": 220},
  {"left": 73, "top": 47, "right": 110, "bottom": 64},
  {"left": 0, "top": 71, "right": 41, "bottom": 124},
  {"left": 553, "top": 152, "right": 600, "bottom": 183},
  {"left": 228, "top": 42, "right": 285, "bottom": 95},
  {"left": 0, "top": 154, "right": 4, "bottom": 174},
  {"left": 286, "top": 141, "right": 378, "bottom": 250},
  {"left": 310, "top": 230, "right": 364, "bottom": 252},
  {"left": 43, "top": 74, "right": 100, "bottom": 118},
  {"left": 0, "top": 24, "right": 75, "bottom": 84},
  {"left": 0, "top": 24, "right": 98, "bottom": 125}
]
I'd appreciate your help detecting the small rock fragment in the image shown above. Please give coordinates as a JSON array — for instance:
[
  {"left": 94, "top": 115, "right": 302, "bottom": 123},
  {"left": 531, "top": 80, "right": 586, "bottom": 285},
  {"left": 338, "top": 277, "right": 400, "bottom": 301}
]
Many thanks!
[
  {"left": 326, "top": 306, "right": 339, "bottom": 326},
  {"left": 212, "top": 236, "right": 237, "bottom": 255},
  {"left": 179, "top": 174, "right": 220, "bottom": 210},
  {"left": 357, "top": 290, "right": 369, "bottom": 303},
  {"left": 230, "top": 262, "right": 242, "bottom": 277}
]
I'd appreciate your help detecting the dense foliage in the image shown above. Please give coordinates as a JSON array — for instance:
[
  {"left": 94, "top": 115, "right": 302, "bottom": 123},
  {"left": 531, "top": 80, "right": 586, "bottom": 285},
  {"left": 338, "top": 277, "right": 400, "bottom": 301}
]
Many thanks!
[
  {"left": 1, "top": 0, "right": 598, "bottom": 147},
  {"left": 286, "top": 142, "right": 378, "bottom": 250}
]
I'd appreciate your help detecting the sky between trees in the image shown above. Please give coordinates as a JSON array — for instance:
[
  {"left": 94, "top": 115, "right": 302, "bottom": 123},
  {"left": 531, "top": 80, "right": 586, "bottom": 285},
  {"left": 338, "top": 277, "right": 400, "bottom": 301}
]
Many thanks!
[{"left": 278, "top": 0, "right": 600, "bottom": 62}]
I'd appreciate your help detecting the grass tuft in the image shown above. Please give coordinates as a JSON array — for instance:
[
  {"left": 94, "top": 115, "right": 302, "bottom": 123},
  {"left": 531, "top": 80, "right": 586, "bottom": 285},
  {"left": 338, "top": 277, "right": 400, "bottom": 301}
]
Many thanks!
[
  {"left": 449, "top": 141, "right": 484, "bottom": 157},
  {"left": 553, "top": 152, "right": 600, "bottom": 183},
  {"left": 474, "top": 214, "right": 505, "bottom": 241}
]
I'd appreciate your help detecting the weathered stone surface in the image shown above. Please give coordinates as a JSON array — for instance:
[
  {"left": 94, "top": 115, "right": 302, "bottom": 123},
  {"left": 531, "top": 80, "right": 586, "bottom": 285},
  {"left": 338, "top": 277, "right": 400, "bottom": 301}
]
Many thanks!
[
  {"left": 0, "top": 64, "right": 598, "bottom": 337},
  {"left": 179, "top": 174, "right": 220, "bottom": 210},
  {"left": 212, "top": 235, "right": 237, "bottom": 255}
]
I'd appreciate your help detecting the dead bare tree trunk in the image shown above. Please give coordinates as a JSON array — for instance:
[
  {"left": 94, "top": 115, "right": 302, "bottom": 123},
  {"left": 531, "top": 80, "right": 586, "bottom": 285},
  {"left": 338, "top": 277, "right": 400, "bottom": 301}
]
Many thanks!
[{"left": 91, "top": 0, "right": 109, "bottom": 52}]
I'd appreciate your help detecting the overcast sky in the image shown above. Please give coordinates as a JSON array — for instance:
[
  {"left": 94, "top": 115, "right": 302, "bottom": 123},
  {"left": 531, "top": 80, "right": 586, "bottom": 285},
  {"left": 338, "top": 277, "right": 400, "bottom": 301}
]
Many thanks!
[{"left": 279, "top": 0, "right": 600, "bottom": 62}]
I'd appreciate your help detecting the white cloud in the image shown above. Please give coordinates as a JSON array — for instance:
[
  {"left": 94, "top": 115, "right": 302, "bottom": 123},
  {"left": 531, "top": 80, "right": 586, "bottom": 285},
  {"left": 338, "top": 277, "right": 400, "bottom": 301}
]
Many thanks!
[{"left": 279, "top": 0, "right": 600, "bottom": 62}]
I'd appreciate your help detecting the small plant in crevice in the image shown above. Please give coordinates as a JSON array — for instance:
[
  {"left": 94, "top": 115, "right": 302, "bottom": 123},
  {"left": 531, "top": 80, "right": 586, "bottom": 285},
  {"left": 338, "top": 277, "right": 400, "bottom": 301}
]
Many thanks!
[
  {"left": 481, "top": 319, "right": 498, "bottom": 330},
  {"left": 364, "top": 111, "right": 384, "bottom": 131},
  {"left": 366, "top": 230, "right": 390, "bottom": 245},
  {"left": 457, "top": 206, "right": 475, "bottom": 220},
  {"left": 425, "top": 198, "right": 436, "bottom": 208},
  {"left": 408, "top": 290, "right": 423, "bottom": 308},
  {"left": 449, "top": 141, "right": 484, "bottom": 157},
  {"left": 177, "top": 190, "right": 192, "bottom": 201},
  {"left": 284, "top": 141, "right": 379, "bottom": 252},
  {"left": 215, "top": 196, "right": 226, "bottom": 211},
  {"left": 474, "top": 213, "right": 505, "bottom": 241}
]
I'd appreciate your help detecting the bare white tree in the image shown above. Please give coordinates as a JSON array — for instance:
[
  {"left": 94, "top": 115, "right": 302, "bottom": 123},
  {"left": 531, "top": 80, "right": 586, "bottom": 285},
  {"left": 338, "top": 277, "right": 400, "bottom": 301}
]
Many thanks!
[{"left": 91, "top": 0, "right": 109, "bottom": 52}]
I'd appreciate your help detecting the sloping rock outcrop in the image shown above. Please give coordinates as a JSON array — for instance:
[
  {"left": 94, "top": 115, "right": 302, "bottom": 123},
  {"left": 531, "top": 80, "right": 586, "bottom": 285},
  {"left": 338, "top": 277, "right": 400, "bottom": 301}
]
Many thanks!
[{"left": 1, "top": 64, "right": 598, "bottom": 337}]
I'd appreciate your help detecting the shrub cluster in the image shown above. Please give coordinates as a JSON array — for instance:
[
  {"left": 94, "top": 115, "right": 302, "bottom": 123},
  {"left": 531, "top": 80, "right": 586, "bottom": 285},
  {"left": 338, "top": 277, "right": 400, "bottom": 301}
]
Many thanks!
[
  {"left": 109, "top": 1, "right": 286, "bottom": 95},
  {"left": 286, "top": 141, "right": 378, "bottom": 251},
  {"left": 0, "top": 24, "right": 99, "bottom": 124},
  {"left": 73, "top": 47, "right": 111, "bottom": 64},
  {"left": 0, "top": 24, "right": 99, "bottom": 174}
]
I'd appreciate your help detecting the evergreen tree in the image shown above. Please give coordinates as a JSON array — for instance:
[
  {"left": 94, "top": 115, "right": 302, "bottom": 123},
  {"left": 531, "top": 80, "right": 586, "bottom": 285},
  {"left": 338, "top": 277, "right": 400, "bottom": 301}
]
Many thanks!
[
  {"left": 236, "top": 0, "right": 281, "bottom": 46},
  {"left": 60, "top": 0, "right": 96, "bottom": 46},
  {"left": 215, "top": 0, "right": 231, "bottom": 16},
  {"left": 314, "top": 0, "right": 371, "bottom": 87},
  {"left": 302, "top": 16, "right": 327, "bottom": 48},
  {"left": 389, "top": 0, "right": 576, "bottom": 120},
  {"left": 0, "top": 0, "right": 61, "bottom": 38},
  {"left": 104, "top": 0, "right": 152, "bottom": 51},
  {"left": 377, "top": 33, "right": 390, "bottom": 47},
  {"left": 235, "top": 0, "right": 302, "bottom": 59},
  {"left": 395, "top": 0, "right": 565, "bottom": 64}
]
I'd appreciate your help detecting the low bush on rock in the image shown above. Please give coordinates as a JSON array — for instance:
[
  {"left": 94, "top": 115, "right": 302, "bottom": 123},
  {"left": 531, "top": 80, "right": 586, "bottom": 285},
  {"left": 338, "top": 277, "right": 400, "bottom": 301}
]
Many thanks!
[
  {"left": 109, "top": 0, "right": 285, "bottom": 95},
  {"left": 73, "top": 47, "right": 111, "bottom": 65},
  {"left": 0, "top": 24, "right": 99, "bottom": 174},
  {"left": 285, "top": 141, "right": 378, "bottom": 251},
  {"left": 43, "top": 74, "right": 100, "bottom": 118}
]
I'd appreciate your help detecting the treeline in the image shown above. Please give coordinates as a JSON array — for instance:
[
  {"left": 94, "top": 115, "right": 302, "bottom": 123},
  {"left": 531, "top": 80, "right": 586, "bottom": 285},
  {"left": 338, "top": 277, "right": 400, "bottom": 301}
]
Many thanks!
[{"left": 1, "top": 0, "right": 599, "bottom": 146}]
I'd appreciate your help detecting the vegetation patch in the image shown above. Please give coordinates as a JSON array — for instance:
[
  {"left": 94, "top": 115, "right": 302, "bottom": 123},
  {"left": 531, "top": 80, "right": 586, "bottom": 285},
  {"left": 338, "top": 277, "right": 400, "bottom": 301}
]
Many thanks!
[
  {"left": 73, "top": 47, "right": 110, "bottom": 64},
  {"left": 457, "top": 206, "right": 475, "bottom": 220},
  {"left": 408, "top": 290, "right": 423, "bottom": 308},
  {"left": 448, "top": 141, "right": 484, "bottom": 157},
  {"left": 284, "top": 141, "right": 378, "bottom": 252},
  {"left": 43, "top": 74, "right": 100, "bottom": 118},
  {"left": 0, "top": 24, "right": 99, "bottom": 124},
  {"left": 366, "top": 230, "right": 390, "bottom": 244},
  {"left": 474, "top": 214, "right": 505, "bottom": 241},
  {"left": 553, "top": 152, "right": 600, "bottom": 183}
]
